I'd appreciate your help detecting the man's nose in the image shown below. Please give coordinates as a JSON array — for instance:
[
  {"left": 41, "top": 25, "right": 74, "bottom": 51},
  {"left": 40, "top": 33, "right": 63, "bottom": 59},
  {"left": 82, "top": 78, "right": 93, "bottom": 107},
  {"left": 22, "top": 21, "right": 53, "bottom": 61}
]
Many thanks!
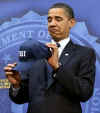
[{"left": 49, "top": 19, "right": 56, "bottom": 26}]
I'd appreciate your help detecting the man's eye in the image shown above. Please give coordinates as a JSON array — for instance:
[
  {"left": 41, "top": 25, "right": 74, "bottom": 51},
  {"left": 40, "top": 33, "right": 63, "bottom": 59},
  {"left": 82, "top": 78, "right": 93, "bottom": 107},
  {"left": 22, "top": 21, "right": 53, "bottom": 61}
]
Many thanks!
[
  {"left": 56, "top": 17, "right": 62, "bottom": 22},
  {"left": 48, "top": 17, "right": 52, "bottom": 22}
]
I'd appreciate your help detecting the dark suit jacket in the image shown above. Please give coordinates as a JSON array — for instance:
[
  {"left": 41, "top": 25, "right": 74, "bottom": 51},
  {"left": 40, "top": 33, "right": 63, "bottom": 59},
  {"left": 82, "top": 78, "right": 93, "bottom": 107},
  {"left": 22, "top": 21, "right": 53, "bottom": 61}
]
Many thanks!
[{"left": 9, "top": 40, "right": 96, "bottom": 113}]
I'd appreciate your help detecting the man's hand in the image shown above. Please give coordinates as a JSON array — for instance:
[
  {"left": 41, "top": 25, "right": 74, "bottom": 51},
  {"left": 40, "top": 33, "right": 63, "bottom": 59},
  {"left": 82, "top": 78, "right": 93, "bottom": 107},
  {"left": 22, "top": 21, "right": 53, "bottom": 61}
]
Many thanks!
[
  {"left": 4, "top": 63, "right": 21, "bottom": 88},
  {"left": 46, "top": 43, "right": 60, "bottom": 70}
]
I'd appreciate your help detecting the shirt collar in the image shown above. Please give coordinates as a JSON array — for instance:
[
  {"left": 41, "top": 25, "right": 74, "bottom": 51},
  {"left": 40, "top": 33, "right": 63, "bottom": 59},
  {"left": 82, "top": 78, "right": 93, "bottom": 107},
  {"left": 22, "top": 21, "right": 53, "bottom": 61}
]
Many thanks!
[{"left": 51, "top": 36, "right": 70, "bottom": 49}]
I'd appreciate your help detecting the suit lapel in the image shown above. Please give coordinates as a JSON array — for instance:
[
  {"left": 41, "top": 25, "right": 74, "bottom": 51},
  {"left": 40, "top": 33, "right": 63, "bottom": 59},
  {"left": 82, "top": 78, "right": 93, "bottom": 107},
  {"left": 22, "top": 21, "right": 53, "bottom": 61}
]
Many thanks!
[
  {"left": 47, "top": 40, "right": 76, "bottom": 89},
  {"left": 59, "top": 40, "right": 75, "bottom": 65}
]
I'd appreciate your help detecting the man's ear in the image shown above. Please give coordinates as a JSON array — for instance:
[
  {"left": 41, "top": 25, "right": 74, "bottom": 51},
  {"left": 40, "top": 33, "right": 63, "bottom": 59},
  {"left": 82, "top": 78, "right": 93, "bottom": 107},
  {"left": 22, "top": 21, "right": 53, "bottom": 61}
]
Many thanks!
[{"left": 69, "top": 18, "right": 76, "bottom": 28}]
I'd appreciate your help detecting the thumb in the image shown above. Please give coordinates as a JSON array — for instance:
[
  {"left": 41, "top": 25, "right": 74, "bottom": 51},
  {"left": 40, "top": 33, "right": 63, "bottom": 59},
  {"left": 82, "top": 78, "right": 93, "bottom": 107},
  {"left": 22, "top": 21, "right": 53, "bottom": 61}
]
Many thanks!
[{"left": 13, "top": 62, "right": 17, "bottom": 66}]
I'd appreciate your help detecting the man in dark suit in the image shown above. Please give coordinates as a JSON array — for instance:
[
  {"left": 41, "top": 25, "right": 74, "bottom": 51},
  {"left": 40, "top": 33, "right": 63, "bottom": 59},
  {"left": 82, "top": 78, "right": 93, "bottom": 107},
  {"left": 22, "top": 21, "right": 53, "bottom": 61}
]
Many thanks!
[{"left": 4, "top": 3, "right": 96, "bottom": 113}]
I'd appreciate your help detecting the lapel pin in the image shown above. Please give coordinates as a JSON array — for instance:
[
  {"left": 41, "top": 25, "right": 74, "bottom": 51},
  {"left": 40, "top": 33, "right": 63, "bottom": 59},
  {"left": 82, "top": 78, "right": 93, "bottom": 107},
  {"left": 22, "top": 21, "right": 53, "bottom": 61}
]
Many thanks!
[{"left": 65, "top": 53, "right": 69, "bottom": 56}]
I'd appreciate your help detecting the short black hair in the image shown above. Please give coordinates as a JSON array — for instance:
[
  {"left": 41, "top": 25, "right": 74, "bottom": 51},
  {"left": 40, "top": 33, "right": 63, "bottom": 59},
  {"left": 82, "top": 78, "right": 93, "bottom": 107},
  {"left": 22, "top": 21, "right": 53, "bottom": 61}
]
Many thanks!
[{"left": 49, "top": 3, "right": 74, "bottom": 19}]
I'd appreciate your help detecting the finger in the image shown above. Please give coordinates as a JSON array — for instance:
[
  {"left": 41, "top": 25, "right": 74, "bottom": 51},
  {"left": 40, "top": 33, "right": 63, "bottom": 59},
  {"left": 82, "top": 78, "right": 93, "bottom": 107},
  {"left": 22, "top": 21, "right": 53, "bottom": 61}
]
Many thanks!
[
  {"left": 46, "top": 43, "right": 57, "bottom": 47},
  {"left": 5, "top": 72, "right": 14, "bottom": 76},
  {"left": 47, "top": 45, "right": 58, "bottom": 51},
  {"left": 46, "top": 43, "right": 57, "bottom": 48},
  {"left": 7, "top": 62, "right": 17, "bottom": 68},
  {"left": 6, "top": 72, "right": 20, "bottom": 82},
  {"left": 4, "top": 67, "right": 13, "bottom": 71}
]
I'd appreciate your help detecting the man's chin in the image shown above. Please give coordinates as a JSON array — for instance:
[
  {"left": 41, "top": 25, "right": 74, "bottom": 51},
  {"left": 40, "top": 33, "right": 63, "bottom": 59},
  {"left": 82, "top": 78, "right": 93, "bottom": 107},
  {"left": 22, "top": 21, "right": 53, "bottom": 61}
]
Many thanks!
[
  {"left": 50, "top": 34, "right": 59, "bottom": 38},
  {"left": 51, "top": 36, "right": 61, "bottom": 42},
  {"left": 49, "top": 33, "right": 62, "bottom": 41}
]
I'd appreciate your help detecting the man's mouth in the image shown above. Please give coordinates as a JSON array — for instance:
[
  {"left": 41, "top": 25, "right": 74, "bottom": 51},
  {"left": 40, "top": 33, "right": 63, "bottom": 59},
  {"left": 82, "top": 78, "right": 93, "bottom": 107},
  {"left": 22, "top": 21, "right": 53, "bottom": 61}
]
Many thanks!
[{"left": 49, "top": 28, "right": 59, "bottom": 33}]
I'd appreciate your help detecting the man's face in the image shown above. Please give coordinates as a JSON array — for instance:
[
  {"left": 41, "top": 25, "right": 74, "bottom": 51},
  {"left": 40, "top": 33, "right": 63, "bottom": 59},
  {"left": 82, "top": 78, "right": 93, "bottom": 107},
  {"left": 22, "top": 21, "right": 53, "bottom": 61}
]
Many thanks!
[{"left": 48, "top": 8, "right": 75, "bottom": 42}]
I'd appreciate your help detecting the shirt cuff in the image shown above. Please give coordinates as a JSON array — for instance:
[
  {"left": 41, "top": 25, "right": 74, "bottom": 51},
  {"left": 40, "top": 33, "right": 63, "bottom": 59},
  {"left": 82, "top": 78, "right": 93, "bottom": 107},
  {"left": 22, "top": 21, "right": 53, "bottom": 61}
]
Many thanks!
[{"left": 11, "top": 85, "right": 20, "bottom": 96}]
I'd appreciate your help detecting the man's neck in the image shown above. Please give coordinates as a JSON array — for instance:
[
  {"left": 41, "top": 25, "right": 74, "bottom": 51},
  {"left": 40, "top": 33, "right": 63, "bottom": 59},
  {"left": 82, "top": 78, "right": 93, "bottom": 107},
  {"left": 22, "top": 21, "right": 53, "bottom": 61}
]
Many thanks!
[{"left": 52, "top": 35, "right": 69, "bottom": 42}]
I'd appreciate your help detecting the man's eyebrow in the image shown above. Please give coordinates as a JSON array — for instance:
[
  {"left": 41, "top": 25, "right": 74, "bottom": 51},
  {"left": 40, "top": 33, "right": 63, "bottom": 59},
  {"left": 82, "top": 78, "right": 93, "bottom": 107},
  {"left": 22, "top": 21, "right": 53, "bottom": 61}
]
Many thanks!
[
  {"left": 47, "top": 16, "right": 62, "bottom": 19},
  {"left": 55, "top": 16, "right": 62, "bottom": 18}
]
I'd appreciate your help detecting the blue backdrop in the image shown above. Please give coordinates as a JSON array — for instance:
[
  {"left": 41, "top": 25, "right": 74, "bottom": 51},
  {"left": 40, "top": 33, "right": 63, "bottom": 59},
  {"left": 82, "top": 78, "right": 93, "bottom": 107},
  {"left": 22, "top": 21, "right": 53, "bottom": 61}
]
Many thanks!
[{"left": 0, "top": 1, "right": 100, "bottom": 113}]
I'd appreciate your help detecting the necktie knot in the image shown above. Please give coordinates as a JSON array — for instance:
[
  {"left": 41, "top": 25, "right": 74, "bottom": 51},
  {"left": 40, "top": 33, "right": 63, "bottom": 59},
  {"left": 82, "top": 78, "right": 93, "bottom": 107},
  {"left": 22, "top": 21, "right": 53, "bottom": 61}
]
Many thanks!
[{"left": 56, "top": 42, "right": 60, "bottom": 48}]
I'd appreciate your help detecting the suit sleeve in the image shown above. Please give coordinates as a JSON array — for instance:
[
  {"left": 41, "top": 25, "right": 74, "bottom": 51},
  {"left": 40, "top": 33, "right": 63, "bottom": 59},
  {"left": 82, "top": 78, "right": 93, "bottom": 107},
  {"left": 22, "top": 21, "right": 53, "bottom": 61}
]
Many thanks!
[
  {"left": 54, "top": 48, "right": 96, "bottom": 102},
  {"left": 9, "top": 79, "right": 29, "bottom": 104}
]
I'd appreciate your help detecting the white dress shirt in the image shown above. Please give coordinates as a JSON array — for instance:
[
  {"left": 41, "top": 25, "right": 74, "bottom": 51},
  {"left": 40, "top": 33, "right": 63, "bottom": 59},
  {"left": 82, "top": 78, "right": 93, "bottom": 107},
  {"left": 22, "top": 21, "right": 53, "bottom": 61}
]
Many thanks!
[{"left": 51, "top": 36, "right": 70, "bottom": 58}]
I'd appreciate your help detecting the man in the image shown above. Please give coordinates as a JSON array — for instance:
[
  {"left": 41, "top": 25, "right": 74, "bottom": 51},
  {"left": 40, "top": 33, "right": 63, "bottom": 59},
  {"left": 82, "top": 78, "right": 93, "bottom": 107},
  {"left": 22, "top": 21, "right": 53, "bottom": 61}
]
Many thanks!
[{"left": 4, "top": 3, "right": 96, "bottom": 113}]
